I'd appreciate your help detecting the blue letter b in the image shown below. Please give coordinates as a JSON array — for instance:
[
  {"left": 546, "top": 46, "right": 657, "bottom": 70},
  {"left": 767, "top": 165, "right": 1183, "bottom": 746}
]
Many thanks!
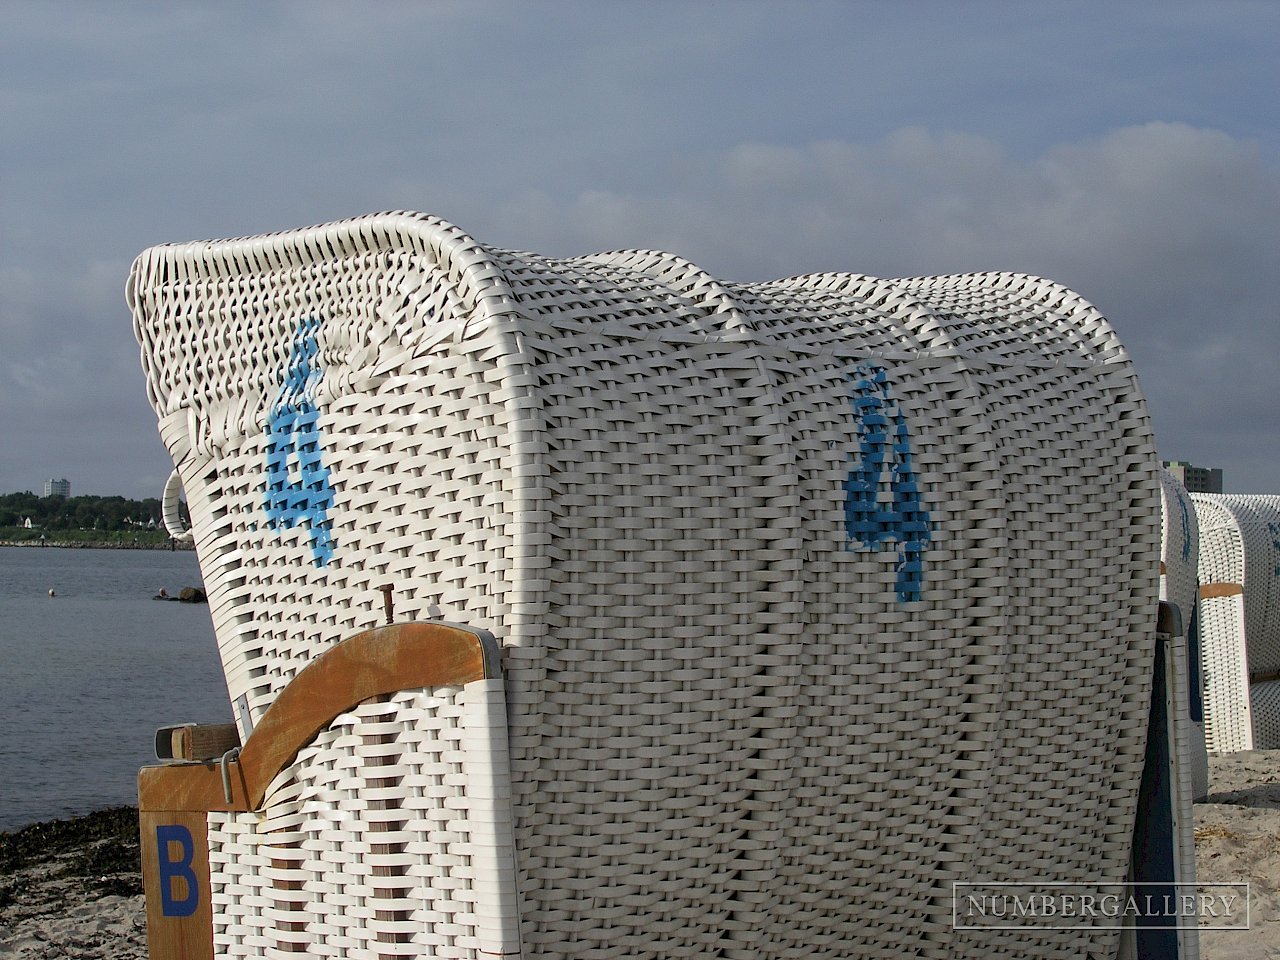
[{"left": 156, "top": 824, "right": 199, "bottom": 917}]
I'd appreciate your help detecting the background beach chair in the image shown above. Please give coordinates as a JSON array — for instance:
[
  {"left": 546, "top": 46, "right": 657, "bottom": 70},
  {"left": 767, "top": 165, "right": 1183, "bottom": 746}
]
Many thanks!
[
  {"left": 1192, "top": 494, "right": 1280, "bottom": 753},
  {"left": 130, "top": 211, "right": 1184, "bottom": 959}
]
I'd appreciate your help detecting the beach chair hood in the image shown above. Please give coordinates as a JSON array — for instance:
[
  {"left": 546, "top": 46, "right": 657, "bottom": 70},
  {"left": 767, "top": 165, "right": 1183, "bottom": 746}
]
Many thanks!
[{"left": 129, "top": 211, "right": 1162, "bottom": 959}]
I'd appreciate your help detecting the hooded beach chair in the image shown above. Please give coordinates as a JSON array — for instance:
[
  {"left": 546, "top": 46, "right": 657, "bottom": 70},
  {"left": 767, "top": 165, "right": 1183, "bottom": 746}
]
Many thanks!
[
  {"left": 130, "top": 212, "right": 1189, "bottom": 959},
  {"left": 1192, "top": 494, "right": 1280, "bottom": 752}
]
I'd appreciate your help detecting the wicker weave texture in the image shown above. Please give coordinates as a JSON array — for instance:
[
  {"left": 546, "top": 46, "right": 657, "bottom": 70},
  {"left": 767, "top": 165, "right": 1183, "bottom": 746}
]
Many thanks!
[
  {"left": 1192, "top": 494, "right": 1280, "bottom": 751},
  {"left": 1157, "top": 468, "right": 1202, "bottom": 959},
  {"left": 129, "top": 212, "right": 1160, "bottom": 959},
  {"left": 1161, "top": 469, "right": 1208, "bottom": 805},
  {"left": 208, "top": 680, "right": 518, "bottom": 958},
  {"left": 1199, "top": 592, "right": 1253, "bottom": 753},
  {"left": 1161, "top": 469, "right": 1199, "bottom": 624}
]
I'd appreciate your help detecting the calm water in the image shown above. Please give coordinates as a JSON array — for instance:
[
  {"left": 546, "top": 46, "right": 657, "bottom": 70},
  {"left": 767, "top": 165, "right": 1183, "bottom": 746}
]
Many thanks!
[{"left": 0, "top": 547, "right": 229, "bottom": 832}]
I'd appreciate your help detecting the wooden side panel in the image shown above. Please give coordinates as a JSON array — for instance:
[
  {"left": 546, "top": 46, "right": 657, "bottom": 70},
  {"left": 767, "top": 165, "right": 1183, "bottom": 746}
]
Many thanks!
[
  {"left": 157, "top": 723, "right": 241, "bottom": 762},
  {"left": 139, "top": 760, "right": 249, "bottom": 813},
  {"left": 140, "top": 810, "right": 214, "bottom": 960}
]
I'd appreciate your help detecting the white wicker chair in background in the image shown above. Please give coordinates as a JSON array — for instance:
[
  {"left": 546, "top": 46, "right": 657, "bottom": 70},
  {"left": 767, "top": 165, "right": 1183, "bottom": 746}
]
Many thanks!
[
  {"left": 129, "top": 212, "right": 1169, "bottom": 960},
  {"left": 1192, "top": 494, "right": 1280, "bottom": 753}
]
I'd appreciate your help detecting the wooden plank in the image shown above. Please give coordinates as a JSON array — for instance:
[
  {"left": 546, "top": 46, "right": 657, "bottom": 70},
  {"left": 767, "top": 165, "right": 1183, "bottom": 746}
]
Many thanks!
[
  {"left": 139, "top": 809, "right": 213, "bottom": 960},
  {"left": 181, "top": 723, "right": 241, "bottom": 760},
  {"left": 139, "top": 760, "right": 249, "bottom": 813},
  {"left": 156, "top": 723, "right": 241, "bottom": 761},
  {"left": 1200, "top": 582, "right": 1244, "bottom": 600}
]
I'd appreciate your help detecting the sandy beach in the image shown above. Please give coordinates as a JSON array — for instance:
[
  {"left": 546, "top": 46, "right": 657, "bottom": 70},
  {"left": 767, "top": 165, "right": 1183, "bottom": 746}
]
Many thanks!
[
  {"left": 2, "top": 753, "right": 1277, "bottom": 959},
  {"left": 1195, "top": 751, "right": 1280, "bottom": 959},
  {"left": 0, "top": 809, "right": 146, "bottom": 959}
]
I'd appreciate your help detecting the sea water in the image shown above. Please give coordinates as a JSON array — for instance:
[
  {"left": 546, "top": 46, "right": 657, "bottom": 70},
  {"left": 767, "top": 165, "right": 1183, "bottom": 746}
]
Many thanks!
[{"left": 0, "top": 547, "right": 228, "bottom": 832}]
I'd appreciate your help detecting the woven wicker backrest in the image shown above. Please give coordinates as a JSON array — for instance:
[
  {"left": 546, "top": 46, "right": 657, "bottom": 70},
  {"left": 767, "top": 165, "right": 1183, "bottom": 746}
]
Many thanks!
[
  {"left": 1192, "top": 493, "right": 1280, "bottom": 751},
  {"left": 129, "top": 211, "right": 1160, "bottom": 959}
]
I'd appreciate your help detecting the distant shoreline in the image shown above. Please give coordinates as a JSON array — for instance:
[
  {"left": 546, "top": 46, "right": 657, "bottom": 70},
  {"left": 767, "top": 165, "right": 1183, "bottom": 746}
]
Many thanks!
[{"left": 0, "top": 539, "right": 194, "bottom": 551}]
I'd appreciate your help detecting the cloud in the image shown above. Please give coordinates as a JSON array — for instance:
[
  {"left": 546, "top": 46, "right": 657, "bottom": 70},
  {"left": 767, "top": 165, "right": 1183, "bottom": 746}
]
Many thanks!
[
  {"left": 480, "top": 122, "right": 1280, "bottom": 488},
  {"left": 487, "top": 122, "right": 1274, "bottom": 292},
  {"left": 2, "top": 9, "right": 1276, "bottom": 500}
]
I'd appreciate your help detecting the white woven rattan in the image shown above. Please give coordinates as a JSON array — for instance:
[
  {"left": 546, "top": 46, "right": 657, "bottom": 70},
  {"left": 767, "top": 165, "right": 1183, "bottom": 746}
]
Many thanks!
[
  {"left": 1192, "top": 494, "right": 1280, "bottom": 752},
  {"left": 1160, "top": 470, "right": 1199, "bottom": 628},
  {"left": 129, "top": 212, "right": 1161, "bottom": 959},
  {"left": 1160, "top": 469, "right": 1207, "bottom": 803},
  {"left": 1157, "top": 468, "right": 1202, "bottom": 960},
  {"left": 208, "top": 679, "right": 517, "bottom": 958}
]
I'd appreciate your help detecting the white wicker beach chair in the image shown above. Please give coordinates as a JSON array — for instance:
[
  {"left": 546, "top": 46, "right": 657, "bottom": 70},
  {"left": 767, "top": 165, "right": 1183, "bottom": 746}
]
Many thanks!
[
  {"left": 1192, "top": 494, "right": 1280, "bottom": 752},
  {"left": 130, "top": 212, "right": 1169, "bottom": 959}
]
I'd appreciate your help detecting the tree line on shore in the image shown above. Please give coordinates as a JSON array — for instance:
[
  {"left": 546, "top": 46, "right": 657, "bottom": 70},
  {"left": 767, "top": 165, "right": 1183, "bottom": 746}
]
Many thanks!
[{"left": 0, "top": 491, "right": 188, "bottom": 532}]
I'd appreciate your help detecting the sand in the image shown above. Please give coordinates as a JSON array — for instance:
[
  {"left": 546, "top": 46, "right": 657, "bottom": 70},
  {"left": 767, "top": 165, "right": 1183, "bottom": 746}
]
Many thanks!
[
  {"left": 0, "top": 809, "right": 146, "bottom": 960},
  {"left": 1196, "top": 750, "right": 1280, "bottom": 959},
  {"left": 3, "top": 754, "right": 1278, "bottom": 959}
]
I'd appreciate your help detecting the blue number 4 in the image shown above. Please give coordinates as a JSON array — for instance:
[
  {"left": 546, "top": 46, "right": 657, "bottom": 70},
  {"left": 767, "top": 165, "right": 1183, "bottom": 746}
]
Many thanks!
[
  {"left": 264, "top": 317, "right": 336, "bottom": 567},
  {"left": 844, "top": 362, "right": 932, "bottom": 603}
]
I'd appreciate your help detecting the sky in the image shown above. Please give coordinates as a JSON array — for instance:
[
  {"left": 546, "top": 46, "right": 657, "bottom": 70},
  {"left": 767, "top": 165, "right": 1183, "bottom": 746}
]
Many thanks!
[{"left": 1, "top": 0, "right": 1277, "bottom": 499}]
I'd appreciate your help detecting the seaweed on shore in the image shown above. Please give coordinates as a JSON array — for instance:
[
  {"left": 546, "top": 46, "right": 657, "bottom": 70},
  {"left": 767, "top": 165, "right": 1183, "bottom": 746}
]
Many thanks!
[
  {"left": 0, "top": 807, "right": 142, "bottom": 901},
  {"left": 0, "top": 807, "right": 139, "bottom": 871}
]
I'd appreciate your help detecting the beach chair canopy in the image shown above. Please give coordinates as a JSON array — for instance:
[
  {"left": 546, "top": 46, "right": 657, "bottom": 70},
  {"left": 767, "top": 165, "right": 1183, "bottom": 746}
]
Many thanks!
[
  {"left": 1193, "top": 493, "right": 1280, "bottom": 752},
  {"left": 129, "top": 211, "right": 1162, "bottom": 959}
]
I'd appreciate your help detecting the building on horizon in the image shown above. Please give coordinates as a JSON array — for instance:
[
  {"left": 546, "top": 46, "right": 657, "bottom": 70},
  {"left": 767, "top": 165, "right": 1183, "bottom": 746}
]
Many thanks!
[
  {"left": 1162, "top": 460, "right": 1223, "bottom": 494},
  {"left": 43, "top": 478, "right": 70, "bottom": 498}
]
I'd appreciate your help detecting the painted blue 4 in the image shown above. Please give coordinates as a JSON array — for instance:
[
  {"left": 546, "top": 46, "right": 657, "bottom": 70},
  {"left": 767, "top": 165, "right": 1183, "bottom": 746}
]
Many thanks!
[
  {"left": 264, "top": 316, "right": 336, "bottom": 566},
  {"left": 155, "top": 823, "right": 199, "bottom": 917},
  {"left": 844, "top": 362, "right": 932, "bottom": 603}
]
